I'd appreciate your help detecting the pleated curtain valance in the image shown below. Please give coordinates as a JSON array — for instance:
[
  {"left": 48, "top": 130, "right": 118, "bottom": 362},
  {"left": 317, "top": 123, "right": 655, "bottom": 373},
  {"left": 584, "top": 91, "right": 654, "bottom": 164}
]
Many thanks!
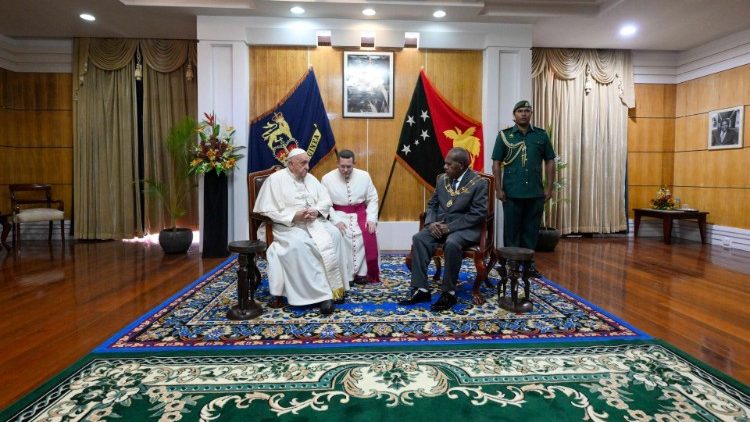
[
  {"left": 76, "top": 38, "right": 196, "bottom": 85},
  {"left": 531, "top": 48, "right": 635, "bottom": 108}
]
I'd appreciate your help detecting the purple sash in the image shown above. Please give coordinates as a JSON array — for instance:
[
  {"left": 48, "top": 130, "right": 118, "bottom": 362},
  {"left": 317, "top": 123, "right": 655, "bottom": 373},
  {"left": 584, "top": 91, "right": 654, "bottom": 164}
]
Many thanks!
[{"left": 333, "top": 203, "right": 380, "bottom": 282}]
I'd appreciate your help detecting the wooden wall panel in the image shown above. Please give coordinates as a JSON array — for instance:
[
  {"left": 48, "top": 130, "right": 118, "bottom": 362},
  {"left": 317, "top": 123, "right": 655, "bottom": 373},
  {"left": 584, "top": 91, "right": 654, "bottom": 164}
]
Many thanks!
[
  {"left": 631, "top": 84, "right": 676, "bottom": 118},
  {"left": 685, "top": 73, "right": 719, "bottom": 116},
  {"left": 673, "top": 149, "right": 750, "bottom": 188},
  {"left": 627, "top": 152, "right": 666, "bottom": 186},
  {"left": 674, "top": 115, "right": 707, "bottom": 151},
  {"left": 0, "top": 68, "right": 73, "bottom": 219},
  {"left": 717, "top": 65, "right": 749, "bottom": 109},
  {"left": 672, "top": 187, "right": 750, "bottom": 228},
  {"left": 249, "top": 47, "right": 482, "bottom": 222},
  {"left": 627, "top": 117, "right": 672, "bottom": 151}
]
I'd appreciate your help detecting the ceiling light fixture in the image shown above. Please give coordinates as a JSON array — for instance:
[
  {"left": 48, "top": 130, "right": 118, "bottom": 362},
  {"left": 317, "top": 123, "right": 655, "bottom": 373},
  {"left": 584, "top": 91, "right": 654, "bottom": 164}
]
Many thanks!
[
  {"left": 290, "top": 6, "right": 305, "bottom": 15},
  {"left": 80, "top": 13, "right": 96, "bottom": 22},
  {"left": 433, "top": 10, "right": 446, "bottom": 18},
  {"left": 362, "top": 8, "right": 376, "bottom": 17},
  {"left": 619, "top": 24, "right": 637, "bottom": 37}
]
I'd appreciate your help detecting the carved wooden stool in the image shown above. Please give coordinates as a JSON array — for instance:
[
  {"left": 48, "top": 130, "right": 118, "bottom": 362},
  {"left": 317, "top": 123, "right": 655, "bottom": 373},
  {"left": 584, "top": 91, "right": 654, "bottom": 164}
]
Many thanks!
[
  {"left": 227, "top": 240, "right": 266, "bottom": 320},
  {"left": 495, "top": 247, "right": 535, "bottom": 313}
]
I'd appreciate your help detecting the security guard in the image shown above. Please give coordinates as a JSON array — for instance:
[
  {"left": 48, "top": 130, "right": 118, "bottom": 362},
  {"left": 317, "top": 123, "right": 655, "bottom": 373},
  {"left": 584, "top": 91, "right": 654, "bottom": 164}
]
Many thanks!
[{"left": 491, "top": 100, "right": 556, "bottom": 276}]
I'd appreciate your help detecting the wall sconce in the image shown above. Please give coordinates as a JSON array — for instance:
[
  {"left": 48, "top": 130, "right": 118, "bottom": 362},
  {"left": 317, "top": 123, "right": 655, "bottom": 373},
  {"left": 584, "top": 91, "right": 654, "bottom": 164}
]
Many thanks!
[
  {"left": 360, "top": 31, "right": 375, "bottom": 48},
  {"left": 405, "top": 32, "right": 420, "bottom": 49},
  {"left": 317, "top": 30, "right": 331, "bottom": 47}
]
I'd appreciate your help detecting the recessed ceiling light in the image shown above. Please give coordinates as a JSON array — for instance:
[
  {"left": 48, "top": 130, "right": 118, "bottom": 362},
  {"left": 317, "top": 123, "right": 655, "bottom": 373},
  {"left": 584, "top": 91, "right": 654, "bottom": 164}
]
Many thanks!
[
  {"left": 362, "top": 8, "right": 376, "bottom": 16},
  {"left": 433, "top": 10, "right": 446, "bottom": 18},
  {"left": 290, "top": 6, "right": 305, "bottom": 15},
  {"left": 619, "top": 24, "right": 637, "bottom": 37},
  {"left": 80, "top": 13, "right": 96, "bottom": 22}
]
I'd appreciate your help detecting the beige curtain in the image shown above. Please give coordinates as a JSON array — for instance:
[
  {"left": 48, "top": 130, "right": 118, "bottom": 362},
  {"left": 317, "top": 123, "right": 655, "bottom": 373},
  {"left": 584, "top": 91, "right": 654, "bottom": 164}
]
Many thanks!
[
  {"left": 141, "top": 40, "right": 198, "bottom": 234},
  {"left": 73, "top": 38, "right": 198, "bottom": 239},
  {"left": 532, "top": 48, "right": 633, "bottom": 234},
  {"left": 74, "top": 39, "right": 141, "bottom": 239}
]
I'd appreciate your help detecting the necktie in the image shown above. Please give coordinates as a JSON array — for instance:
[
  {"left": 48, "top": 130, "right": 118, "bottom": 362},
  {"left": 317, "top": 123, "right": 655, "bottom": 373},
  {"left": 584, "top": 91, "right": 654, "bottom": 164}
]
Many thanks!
[{"left": 451, "top": 179, "right": 458, "bottom": 190}]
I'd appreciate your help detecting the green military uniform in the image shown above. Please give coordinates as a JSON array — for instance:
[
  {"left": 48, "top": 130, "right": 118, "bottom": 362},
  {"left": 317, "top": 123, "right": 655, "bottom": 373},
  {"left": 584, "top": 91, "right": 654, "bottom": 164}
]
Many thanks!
[{"left": 492, "top": 122, "right": 556, "bottom": 249}]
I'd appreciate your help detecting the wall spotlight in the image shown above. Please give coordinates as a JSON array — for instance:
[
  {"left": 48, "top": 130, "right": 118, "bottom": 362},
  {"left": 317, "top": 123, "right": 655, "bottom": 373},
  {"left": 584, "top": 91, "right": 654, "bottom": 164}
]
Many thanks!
[
  {"left": 80, "top": 13, "right": 96, "bottom": 21},
  {"left": 433, "top": 10, "right": 446, "bottom": 18},
  {"left": 290, "top": 6, "right": 305, "bottom": 15},
  {"left": 362, "top": 8, "right": 376, "bottom": 17}
]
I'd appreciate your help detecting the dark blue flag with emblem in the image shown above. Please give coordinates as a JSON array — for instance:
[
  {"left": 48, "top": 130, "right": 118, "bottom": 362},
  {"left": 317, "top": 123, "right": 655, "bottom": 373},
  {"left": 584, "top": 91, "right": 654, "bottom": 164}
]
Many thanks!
[
  {"left": 249, "top": 68, "right": 335, "bottom": 172},
  {"left": 395, "top": 72, "right": 444, "bottom": 189}
]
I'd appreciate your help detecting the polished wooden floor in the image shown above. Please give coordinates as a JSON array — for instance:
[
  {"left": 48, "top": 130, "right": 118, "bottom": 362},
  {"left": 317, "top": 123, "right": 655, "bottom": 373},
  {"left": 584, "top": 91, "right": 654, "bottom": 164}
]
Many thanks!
[{"left": 1, "top": 236, "right": 748, "bottom": 410}]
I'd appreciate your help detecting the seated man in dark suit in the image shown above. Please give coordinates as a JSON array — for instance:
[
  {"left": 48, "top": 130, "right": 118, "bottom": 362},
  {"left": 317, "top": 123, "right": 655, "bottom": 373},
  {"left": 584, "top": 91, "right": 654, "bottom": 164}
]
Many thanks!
[{"left": 399, "top": 147, "right": 488, "bottom": 312}]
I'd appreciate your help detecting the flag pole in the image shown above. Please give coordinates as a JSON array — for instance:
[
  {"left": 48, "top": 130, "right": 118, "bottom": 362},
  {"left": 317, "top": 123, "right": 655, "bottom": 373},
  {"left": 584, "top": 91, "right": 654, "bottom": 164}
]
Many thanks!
[{"left": 378, "top": 157, "right": 398, "bottom": 218}]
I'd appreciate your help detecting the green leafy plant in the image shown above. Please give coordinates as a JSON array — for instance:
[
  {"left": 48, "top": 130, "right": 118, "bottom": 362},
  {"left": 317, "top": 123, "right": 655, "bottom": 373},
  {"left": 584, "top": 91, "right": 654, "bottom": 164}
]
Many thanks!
[{"left": 145, "top": 116, "right": 198, "bottom": 230}]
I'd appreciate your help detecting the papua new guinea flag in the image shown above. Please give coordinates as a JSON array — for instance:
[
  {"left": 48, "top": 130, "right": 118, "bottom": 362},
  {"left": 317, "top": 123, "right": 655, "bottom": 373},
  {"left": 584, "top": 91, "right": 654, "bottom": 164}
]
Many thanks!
[
  {"left": 249, "top": 68, "right": 335, "bottom": 172},
  {"left": 395, "top": 69, "right": 484, "bottom": 189}
]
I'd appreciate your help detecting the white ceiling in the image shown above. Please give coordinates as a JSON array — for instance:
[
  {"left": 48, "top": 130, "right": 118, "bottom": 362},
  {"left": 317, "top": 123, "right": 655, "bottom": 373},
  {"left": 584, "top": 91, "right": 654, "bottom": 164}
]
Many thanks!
[{"left": 1, "top": 0, "right": 749, "bottom": 51}]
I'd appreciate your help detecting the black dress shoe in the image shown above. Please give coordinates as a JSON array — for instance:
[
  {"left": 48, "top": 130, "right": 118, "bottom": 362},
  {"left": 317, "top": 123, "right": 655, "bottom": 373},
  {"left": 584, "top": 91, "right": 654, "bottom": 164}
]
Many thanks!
[
  {"left": 353, "top": 276, "right": 368, "bottom": 286},
  {"left": 319, "top": 299, "right": 334, "bottom": 315},
  {"left": 430, "top": 292, "right": 457, "bottom": 311},
  {"left": 398, "top": 289, "right": 431, "bottom": 305}
]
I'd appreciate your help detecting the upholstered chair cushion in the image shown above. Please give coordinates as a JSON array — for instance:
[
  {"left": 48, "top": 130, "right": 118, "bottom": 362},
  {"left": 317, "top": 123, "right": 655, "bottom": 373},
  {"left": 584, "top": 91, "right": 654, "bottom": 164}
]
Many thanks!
[{"left": 14, "top": 208, "right": 65, "bottom": 223}]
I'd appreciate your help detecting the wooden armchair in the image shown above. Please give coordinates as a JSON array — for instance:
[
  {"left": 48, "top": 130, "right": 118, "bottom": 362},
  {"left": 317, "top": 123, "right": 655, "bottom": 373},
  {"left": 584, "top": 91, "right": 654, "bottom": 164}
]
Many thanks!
[
  {"left": 247, "top": 166, "right": 284, "bottom": 306},
  {"left": 247, "top": 166, "right": 283, "bottom": 246},
  {"left": 405, "top": 173, "right": 497, "bottom": 304},
  {"left": 9, "top": 184, "right": 65, "bottom": 248}
]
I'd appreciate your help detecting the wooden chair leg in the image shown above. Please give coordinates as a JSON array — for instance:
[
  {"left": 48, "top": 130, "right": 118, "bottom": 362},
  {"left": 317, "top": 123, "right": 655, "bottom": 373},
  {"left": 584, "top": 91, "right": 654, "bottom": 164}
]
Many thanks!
[
  {"left": 432, "top": 256, "right": 442, "bottom": 281},
  {"left": 60, "top": 220, "right": 65, "bottom": 244},
  {"left": 405, "top": 249, "right": 413, "bottom": 271},
  {"left": 48, "top": 221, "right": 53, "bottom": 241}
]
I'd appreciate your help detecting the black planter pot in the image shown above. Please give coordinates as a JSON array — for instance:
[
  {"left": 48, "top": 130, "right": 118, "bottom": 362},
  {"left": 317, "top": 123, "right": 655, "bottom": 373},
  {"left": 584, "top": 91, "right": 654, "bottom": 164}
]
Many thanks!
[
  {"left": 536, "top": 227, "right": 561, "bottom": 252},
  {"left": 159, "top": 228, "right": 194, "bottom": 254}
]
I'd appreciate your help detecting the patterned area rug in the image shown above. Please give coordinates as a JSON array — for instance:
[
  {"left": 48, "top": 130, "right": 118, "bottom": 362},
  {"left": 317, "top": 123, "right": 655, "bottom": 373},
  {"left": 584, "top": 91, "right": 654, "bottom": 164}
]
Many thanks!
[
  {"left": 98, "top": 255, "right": 646, "bottom": 351},
  {"left": 3, "top": 341, "right": 748, "bottom": 421}
]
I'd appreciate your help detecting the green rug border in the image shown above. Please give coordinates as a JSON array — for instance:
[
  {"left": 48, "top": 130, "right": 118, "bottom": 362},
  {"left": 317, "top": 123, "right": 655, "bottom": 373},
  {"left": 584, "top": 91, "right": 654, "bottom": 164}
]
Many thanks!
[{"left": 2, "top": 338, "right": 747, "bottom": 419}]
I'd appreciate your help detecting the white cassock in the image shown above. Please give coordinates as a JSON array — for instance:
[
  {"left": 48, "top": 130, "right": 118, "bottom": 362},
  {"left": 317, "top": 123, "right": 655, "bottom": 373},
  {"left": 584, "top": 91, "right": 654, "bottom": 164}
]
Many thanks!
[
  {"left": 253, "top": 168, "right": 352, "bottom": 306},
  {"left": 321, "top": 168, "right": 380, "bottom": 279}
]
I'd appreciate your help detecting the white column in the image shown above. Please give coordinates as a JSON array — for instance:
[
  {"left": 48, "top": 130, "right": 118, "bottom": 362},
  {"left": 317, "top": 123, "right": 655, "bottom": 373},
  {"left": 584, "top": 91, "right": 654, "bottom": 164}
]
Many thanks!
[
  {"left": 482, "top": 46, "right": 532, "bottom": 248},
  {"left": 197, "top": 40, "right": 250, "bottom": 251}
]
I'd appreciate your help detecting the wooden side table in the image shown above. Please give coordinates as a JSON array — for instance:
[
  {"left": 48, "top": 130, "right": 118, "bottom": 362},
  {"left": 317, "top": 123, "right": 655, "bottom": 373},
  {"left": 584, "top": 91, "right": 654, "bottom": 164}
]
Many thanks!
[
  {"left": 0, "top": 213, "right": 12, "bottom": 250},
  {"left": 496, "top": 246, "right": 535, "bottom": 313},
  {"left": 226, "top": 240, "right": 267, "bottom": 320},
  {"left": 633, "top": 208, "right": 709, "bottom": 245}
]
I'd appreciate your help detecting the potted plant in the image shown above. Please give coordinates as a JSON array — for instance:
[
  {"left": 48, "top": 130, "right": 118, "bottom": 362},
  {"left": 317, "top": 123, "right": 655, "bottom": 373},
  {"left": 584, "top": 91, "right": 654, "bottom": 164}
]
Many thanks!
[
  {"left": 145, "top": 116, "right": 198, "bottom": 254},
  {"left": 536, "top": 126, "right": 568, "bottom": 252}
]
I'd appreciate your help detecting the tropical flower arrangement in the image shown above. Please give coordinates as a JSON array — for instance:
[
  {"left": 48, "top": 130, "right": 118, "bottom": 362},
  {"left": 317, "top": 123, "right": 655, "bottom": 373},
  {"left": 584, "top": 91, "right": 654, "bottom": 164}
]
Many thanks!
[
  {"left": 650, "top": 186, "right": 676, "bottom": 210},
  {"left": 189, "top": 112, "right": 245, "bottom": 176}
]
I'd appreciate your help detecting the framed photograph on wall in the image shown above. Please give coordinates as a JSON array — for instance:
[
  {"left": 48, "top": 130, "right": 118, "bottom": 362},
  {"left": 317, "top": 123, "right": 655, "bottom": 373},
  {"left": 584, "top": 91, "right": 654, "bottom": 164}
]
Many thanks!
[
  {"left": 343, "top": 51, "right": 394, "bottom": 118},
  {"left": 708, "top": 106, "right": 743, "bottom": 150}
]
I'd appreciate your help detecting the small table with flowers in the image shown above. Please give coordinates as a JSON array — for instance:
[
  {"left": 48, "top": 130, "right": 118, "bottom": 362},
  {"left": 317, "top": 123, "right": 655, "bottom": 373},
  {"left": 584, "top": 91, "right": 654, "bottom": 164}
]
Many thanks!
[{"left": 633, "top": 208, "right": 709, "bottom": 245}]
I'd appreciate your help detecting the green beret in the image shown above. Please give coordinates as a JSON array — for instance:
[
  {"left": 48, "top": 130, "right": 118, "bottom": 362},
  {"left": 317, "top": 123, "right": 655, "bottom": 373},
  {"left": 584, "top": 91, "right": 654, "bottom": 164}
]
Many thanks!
[{"left": 513, "top": 100, "right": 532, "bottom": 112}]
